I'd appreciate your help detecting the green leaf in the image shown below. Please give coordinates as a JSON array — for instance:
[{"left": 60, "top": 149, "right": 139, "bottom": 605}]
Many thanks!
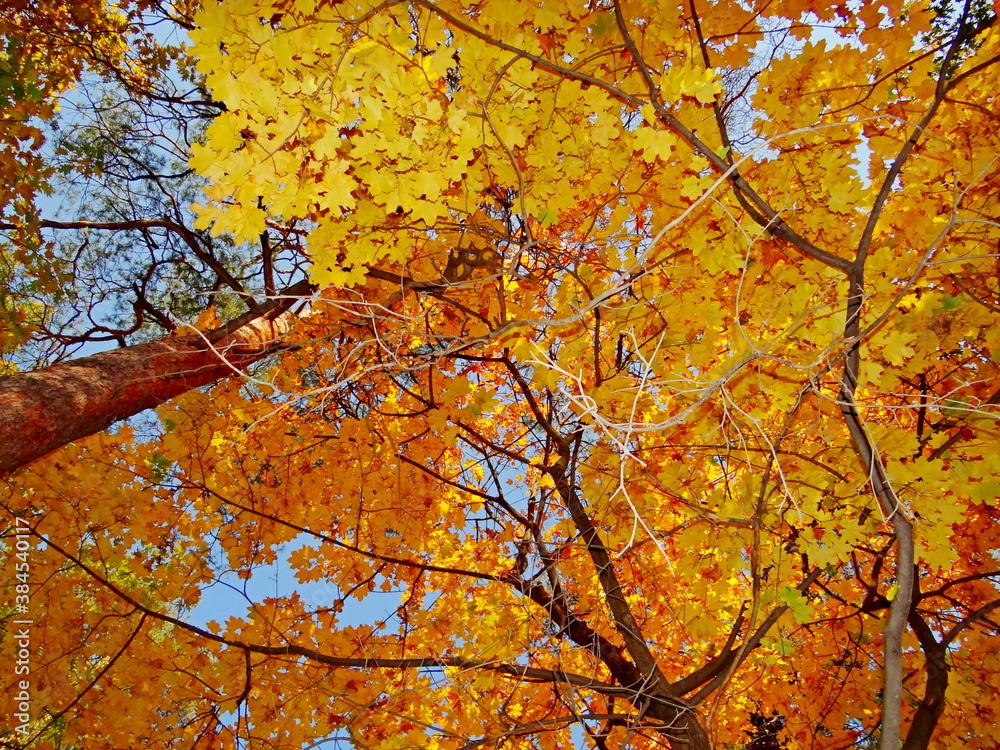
[
  {"left": 147, "top": 452, "right": 172, "bottom": 482},
  {"left": 779, "top": 586, "right": 815, "bottom": 624},
  {"left": 536, "top": 207, "right": 556, "bottom": 226},
  {"left": 941, "top": 398, "right": 971, "bottom": 419},
  {"left": 591, "top": 12, "right": 615, "bottom": 38},
  {"left": 940, "top": 294, "right": 965, "bottom": 312}
]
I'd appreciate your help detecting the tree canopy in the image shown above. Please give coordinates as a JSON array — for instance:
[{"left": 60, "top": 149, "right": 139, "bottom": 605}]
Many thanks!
[{"left": 2, "top": 1, "right": 1000, "bottom": 749}]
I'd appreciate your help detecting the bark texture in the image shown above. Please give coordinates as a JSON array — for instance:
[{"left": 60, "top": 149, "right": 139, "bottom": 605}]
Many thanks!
[{"left": 0, "top": 283, "right": 311, "bottom": 476}]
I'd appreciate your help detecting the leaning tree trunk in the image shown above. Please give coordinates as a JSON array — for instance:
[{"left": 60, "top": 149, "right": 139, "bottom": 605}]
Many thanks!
[{"left": 0, "top": 281, "right": 312, "bottom": 476}]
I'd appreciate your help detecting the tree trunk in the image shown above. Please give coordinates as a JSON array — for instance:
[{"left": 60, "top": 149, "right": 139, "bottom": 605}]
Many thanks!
[
  {"left": 0, "top": 281, "right": 311, "bottom": 476},
  {"left": 900, "top": 647, "right": 948, "bottom": 750},
  {"left": 902, "top": 609, "right": 950, "bottom": 750},
  {"left": 679, "top": 713, "right": 713, "bottom": 750}
]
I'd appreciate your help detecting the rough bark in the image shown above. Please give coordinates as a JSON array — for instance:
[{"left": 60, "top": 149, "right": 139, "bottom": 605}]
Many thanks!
[{"left": 0, "top": 281, "right": 312, "bottom": 476}]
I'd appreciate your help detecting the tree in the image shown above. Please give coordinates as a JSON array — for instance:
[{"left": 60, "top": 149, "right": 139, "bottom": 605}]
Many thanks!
[
  {"left": 1, "top": 0, "right": 318, "bottom": 473},
  {"left": 0, "top": 279, "right": 311, "bottom": 475},
  {"left": 0, "top": 0, "right": 210, "bottom": 352},
  {"left": 2, "top": 1, "right": 1000, "bottom": 749}
]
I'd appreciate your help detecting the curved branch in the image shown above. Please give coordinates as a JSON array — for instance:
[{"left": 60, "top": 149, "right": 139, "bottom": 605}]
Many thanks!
[
  {"left": 35, "top": 530, "right": 644, "bottom": 699},
  {"left": 417, "top": 0, "right": 852, "bottom": 278}
]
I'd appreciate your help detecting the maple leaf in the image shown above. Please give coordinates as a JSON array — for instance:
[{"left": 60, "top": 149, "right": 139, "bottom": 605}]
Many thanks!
[{"left": 2, "top": 3, "right": 1000, "bottom": 750}]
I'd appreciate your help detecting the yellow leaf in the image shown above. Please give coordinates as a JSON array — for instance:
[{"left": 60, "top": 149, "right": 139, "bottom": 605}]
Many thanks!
[{"left": 633, "top": 127, "right": 677, "bottom": 163}]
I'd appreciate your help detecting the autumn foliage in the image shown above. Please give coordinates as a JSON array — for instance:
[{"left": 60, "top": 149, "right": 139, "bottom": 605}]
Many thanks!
[{"left": 2, "top": 0, "right": 1000, "bottom": 749}]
